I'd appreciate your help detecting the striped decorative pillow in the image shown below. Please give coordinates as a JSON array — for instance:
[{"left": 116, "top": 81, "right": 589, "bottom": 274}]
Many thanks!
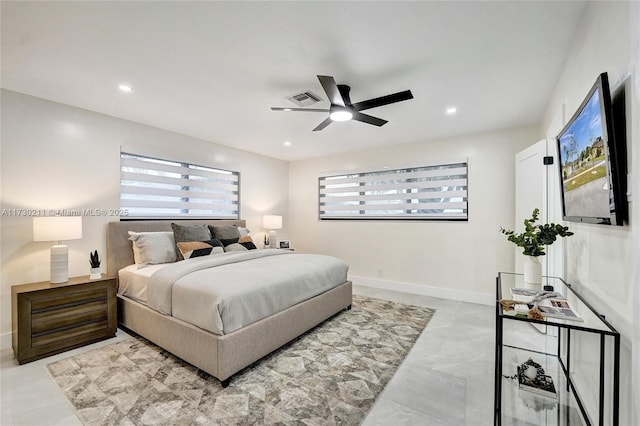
[{"left": 176, "top": 239, "right": 224, "bottom": 259}]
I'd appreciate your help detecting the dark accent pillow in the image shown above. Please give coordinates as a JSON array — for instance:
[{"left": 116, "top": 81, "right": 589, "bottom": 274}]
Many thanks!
[
  {"left": 171, "top": 223, "right": 212, "bottom": 260},
  {"left": 176, "top": 239, "right": 224, "bottom": 259},
  {"left": 223, "top": 243, "right": 248, "bottom": 252},
  {"left": 238, "top": 235, "right": 257, "bottom": 250},
  {"left": 208, "top": 225, "right": 241, "bottom": 246}
]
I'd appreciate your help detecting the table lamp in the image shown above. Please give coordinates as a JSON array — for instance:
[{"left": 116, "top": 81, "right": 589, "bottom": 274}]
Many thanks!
[
  {"left": 33, "top": 216, "right": 83, "bottom": 283},
  {"left": 263, "top": 215, "right": 282, "bottom": 249}
]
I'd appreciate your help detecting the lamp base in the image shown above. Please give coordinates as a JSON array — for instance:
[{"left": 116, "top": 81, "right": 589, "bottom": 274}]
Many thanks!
[
  {"left": 268, "top": 231, "right": 277, "bottom": 249},
  {"left": 50, "top": 244, "right": 69, "bottom": 283}
]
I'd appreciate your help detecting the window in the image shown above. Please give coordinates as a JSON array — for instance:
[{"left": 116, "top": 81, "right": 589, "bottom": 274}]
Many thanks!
[
  {"left": 319, "top": 162, "right": 468, "bottom": 220},
  {"left": 120, "top": 152, "right": 239, "bottom": 219}
]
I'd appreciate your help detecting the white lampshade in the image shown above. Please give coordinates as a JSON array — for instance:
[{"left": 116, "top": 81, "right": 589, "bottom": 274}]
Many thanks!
[
  {"left": 33, "top": 216, "right": 83, "bottom": 242},
  {"left": 33, "top": 216, "right": 82, "bottom": 283},
  {"left": 263, "top": 215, "right": 283, "bottom": 230}
]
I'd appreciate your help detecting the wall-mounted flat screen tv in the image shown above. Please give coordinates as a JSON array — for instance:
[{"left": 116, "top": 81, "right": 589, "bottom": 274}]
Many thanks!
[{"left": 556, "top": 72, "right": 626, "bottom": 226}]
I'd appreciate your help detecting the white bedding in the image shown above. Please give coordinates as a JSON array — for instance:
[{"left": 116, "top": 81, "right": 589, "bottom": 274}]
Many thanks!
[
  {"left": 120, "top": 250, "right": 349, "bottom": 336},
  {"left": 118, "top": 263, "right": 168, "bottom": 304}
]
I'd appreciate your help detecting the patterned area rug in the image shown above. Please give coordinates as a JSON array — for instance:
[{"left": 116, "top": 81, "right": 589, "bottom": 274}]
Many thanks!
[{"left": 47, "top": 295, "right": 434, "bottom": 425}]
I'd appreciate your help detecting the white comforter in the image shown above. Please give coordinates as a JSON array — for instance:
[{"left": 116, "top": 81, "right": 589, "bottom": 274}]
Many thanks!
[{"left": 147, "top": 249, "right": 349, "bottom": 335}]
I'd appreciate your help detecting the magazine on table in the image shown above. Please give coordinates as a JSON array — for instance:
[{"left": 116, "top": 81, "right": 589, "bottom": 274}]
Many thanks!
[
  {"left": 537, "top": 298, "right": 583, "bottom": 322},
  {"left": 509, "top": 288, "right": 583, "bottom": 322}
]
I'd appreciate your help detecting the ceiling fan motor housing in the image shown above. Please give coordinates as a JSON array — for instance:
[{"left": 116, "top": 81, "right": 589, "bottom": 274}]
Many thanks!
[{"left": 337, "top": 84, "right": 352, "bottom": 105}]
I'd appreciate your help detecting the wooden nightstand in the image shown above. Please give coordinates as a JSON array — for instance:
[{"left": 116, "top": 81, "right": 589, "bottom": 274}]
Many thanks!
[{"left": 11, "top": 275, "right": 117, "bottom": 364}]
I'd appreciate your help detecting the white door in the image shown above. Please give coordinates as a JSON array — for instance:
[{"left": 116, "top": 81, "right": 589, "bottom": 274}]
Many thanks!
[
  {"left": 515, "top": 139, "right": 564, "bottom": 280},
  {"left": 515, "top": 140, "right": 548, "bottom": 276}
]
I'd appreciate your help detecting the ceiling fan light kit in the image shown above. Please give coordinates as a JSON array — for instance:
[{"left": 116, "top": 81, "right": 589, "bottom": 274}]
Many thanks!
[
  {"left": 271, "top": 75, "right": 413, "bottom": 131},
  {"left": 329, "top": 106, "right": 353, "bottom": 122}
]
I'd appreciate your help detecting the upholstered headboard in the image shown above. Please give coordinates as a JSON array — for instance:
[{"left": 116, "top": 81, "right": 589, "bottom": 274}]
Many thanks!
[{"left": 107, "top": 219, "right": 246, "bottom": 280}]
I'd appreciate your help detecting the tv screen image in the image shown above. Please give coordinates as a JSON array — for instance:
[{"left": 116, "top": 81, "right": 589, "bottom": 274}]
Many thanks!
[
  {"left": 556, "top": 72, "right": 625, "bottom": 225},
  {"left": 557, "top": 88, "right": 609, "bottom": 218}
]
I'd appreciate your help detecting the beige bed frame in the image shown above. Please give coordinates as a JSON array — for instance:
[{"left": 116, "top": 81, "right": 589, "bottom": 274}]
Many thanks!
[{"left": 107, "top": 220, "right": 352, "bottom": 386}]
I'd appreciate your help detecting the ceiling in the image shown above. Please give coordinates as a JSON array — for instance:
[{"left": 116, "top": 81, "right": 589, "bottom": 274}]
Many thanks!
[{"left": 1, "top": 1, "right": 588, "bottom": 162}]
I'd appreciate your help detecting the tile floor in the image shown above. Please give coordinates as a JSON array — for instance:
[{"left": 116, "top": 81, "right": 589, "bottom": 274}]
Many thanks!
[{"left": 1, "top": 285, "right": 550, "bottom": 425}]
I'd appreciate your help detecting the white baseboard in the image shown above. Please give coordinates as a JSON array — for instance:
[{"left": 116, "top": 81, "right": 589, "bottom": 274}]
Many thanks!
[
  {"left": 1, "top": 331, "right": 12, "bottom": 351},
  {"left": 349, "top": 274, "right": 494, "bottom": 306}
]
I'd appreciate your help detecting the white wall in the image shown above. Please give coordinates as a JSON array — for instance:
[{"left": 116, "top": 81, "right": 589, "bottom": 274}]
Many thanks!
[
  {"left": 633, "top": 2, "right": 640, "bottom": 423},
  {"left": 0, "top": 89, "right": 289, "bottom": 345},
  {"left": 288, "top": 126, "right": 536, "bottom": 304},
  {"left": 539, "top": 2, "right": 638, "bottom": 424}
]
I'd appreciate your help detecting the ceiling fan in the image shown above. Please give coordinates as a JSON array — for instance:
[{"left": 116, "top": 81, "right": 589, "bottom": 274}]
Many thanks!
[{"left": 271, "top": 75, "right": 414, "bottom": 131}]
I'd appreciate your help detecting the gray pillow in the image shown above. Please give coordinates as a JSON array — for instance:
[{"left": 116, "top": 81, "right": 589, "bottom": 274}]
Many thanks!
[
  {"left": 209, "top": 225, "right": 241, "bottom": 246},
  {"left": 171, "top": 223, "right": 212, "bottom": 260},
  {"left": 127, "top": 231, "right": 177, "bottom": 266}
]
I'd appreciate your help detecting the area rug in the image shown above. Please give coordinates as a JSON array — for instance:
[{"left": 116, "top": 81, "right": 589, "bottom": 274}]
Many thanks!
[{"left": 47, "top": 295, "right": 434, "bottom": 425}]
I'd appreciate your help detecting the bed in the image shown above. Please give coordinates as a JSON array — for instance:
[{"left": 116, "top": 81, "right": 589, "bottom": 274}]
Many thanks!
[{"left": 107, "top": 219, "right": 352, "bottom": 387}]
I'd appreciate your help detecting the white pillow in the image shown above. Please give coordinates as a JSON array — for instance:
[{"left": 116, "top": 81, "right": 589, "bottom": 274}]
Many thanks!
[{"left": 128, "top": 231, "right": 177, "bottom": 266}]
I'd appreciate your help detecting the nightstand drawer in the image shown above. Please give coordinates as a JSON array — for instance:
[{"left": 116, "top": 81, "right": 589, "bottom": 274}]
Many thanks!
[
  {"left": 32, "top": 299, "right": 108, "bottom": 334},
  {"left": 12, "top": 276, "right": 117, "bottom": 364},
  {"left": 32, "top": 320, "right": 111, "bottom": 349},
  {"left": 31, "top": 287, "right": 107, "bottom": 311}
]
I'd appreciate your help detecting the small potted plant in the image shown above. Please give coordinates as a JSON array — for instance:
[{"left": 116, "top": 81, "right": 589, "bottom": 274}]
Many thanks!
[
  {"left": 500, "top": 208, "right": 573, "bottom": 288},
  {"left": 89, "top": 250, "right": 101, "bottom": 279}
]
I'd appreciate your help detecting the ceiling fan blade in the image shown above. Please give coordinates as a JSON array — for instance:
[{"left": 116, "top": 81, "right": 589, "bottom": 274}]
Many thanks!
[
  {"left": 271, "top": 107, "right": 329, "bottom": 112},
  {"left": 352, "top": 90, "right": 414, "bottom": 112},
  {"left": 352, "top": 111, "right": 388, "bottom": 127},
  {"left": 317, "top": 75, "right": 345, "bottom": 107},
  {"left": 312, "top": 117, "right": 333, "bottom": 131}
]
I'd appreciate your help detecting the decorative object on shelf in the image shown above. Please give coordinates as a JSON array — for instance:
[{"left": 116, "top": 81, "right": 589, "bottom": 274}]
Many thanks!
[
  {"left": 33, "top": 216, "right": 83, "bottom": 283},
  {"left": 502, "top": 358, "right": 558, "bottom": 399},
  {"left": 500, "top": 208, "right": 573, "bottom": 289},
  {"left": 263, "top": 214, "right": 282, "bottom": 249},
  {"left": 89, "top": 249, "right": 101, "bottom": 279},
  {"left": 500, "top": 299, "right": 546, "bottom": 320},
  {"left": 516, "top": 358, "right": 557, "bottom": 399},
  {"left": 279, "top": 240, "right": 290, "bottom": 249},
  {"left": 499, "top": 297, "right": 545, "bottom": 321}
]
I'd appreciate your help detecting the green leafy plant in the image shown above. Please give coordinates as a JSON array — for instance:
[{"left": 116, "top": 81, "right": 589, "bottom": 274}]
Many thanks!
[
  {"left": 89, "top": 250, "right": 101, "bottom": 268},
  {"left": 500, "top": 208, "right": 573, "bottom": 257}
]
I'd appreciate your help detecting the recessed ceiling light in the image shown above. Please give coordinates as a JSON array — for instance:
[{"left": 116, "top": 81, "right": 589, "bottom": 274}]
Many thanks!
[
  {"left": 446, "top": 107, "right": 457, "bottom": 115},
  {"left": 283, "top": 141, "right": 291, "bottom": 147},
  {"left": 118, "top": 84, "right": 133, "bottom": 93}
]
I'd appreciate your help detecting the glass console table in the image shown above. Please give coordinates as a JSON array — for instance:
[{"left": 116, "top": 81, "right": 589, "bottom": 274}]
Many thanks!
[{"left": 494, "top": 272, "right": 620, "bottom": 426}]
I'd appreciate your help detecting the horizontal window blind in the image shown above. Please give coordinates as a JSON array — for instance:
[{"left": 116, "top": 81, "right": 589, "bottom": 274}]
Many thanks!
[
  {"left": 319, "top": 162, "right": 468, "bottom": 220},
  {"left": 120, "top": 152, "right": 239, "bottom": 219}
]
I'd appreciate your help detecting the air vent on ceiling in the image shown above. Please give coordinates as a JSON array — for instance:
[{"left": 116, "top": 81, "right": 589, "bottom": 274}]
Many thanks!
[{"left": 285, "top": 91, "right": 323, "bottom": 107}]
